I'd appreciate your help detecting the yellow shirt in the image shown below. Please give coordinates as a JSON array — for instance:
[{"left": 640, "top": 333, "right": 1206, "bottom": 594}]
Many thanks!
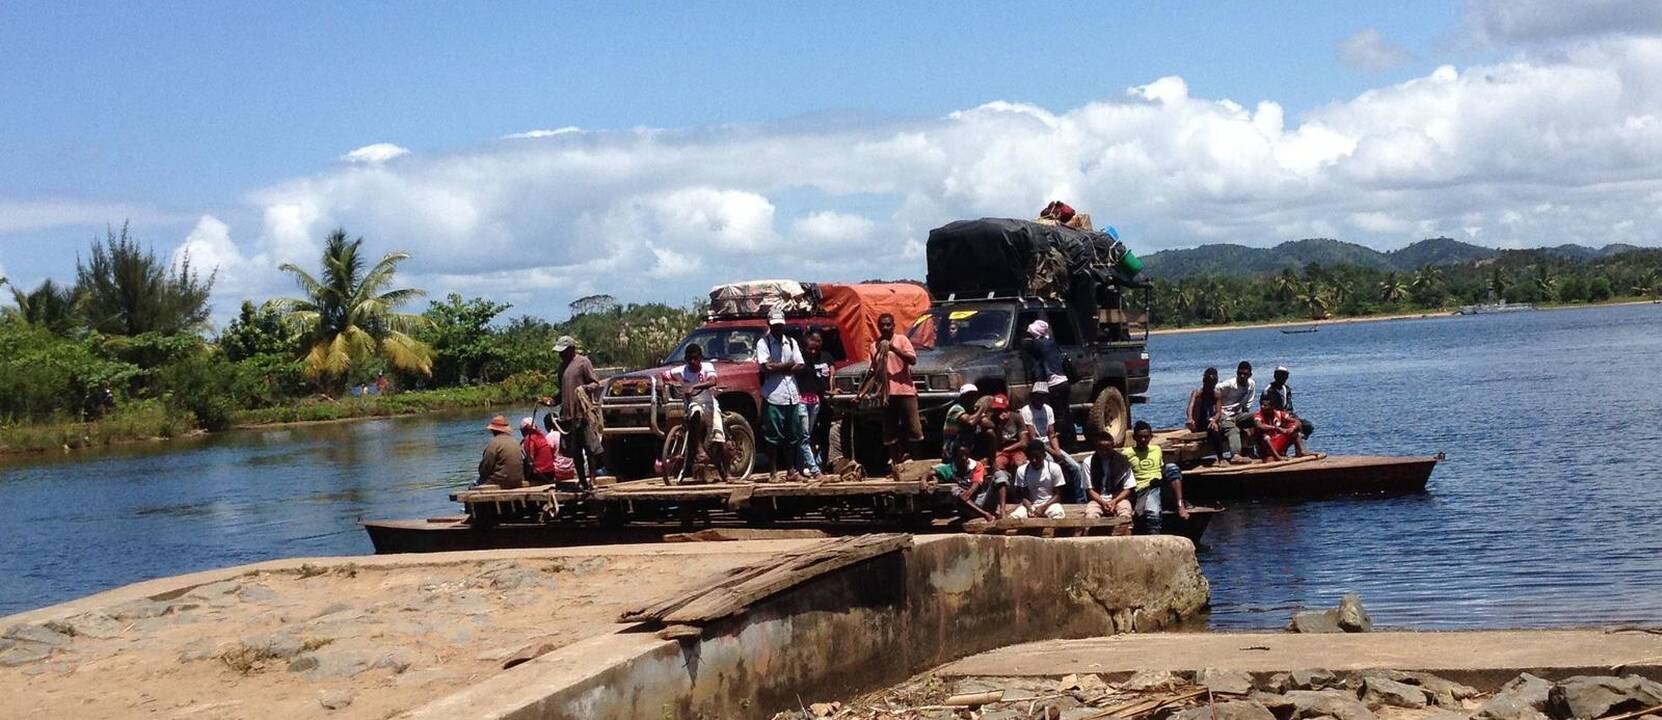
[{"left": 1121, "top": 445, "right": 1163, "bottom": 490}]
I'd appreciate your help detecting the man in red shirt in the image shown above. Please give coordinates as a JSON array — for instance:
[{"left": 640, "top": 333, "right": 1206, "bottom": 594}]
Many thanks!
[{"left": 863, "top": 312, "right": 922, "bottom": 471}]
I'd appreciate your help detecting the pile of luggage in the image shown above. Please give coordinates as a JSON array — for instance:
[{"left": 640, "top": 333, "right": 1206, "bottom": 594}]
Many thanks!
[{"left": 924, "top": 203, "right": 1147, "bottom": 301}]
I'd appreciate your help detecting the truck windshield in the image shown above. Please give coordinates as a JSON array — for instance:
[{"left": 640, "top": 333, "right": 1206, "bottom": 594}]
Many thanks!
[
  {"left": 908, "top": 307, "right": 1013, "bottom": 350},
  {"left": 665, "top": 328, "right": 766, "bottom": 363}
]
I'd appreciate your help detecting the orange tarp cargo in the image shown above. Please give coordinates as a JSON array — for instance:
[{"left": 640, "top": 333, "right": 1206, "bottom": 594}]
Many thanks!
[{"left": 817, "top": 283, "right": 931, "bottom": 365}]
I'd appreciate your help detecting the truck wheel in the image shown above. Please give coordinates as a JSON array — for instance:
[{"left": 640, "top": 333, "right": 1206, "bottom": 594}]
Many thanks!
[
  {"left": 1088, "top": 386, "right": 1130, "bottom": 444},
  {"left": 721, "top": 412, "right": 758, "bottom": 479}
]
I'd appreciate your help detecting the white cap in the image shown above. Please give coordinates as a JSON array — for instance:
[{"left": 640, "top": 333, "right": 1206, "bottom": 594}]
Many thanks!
[
  {"left": 959, "top": 383, "right": 978, "bottom": 395},
  {"left": 1031, "top": 381, "right": 1050, "bottom": 395},
  {"left": 767, "top": 306, "right": 786, "bottom": 324},
  {"left": 1275, "top": 365, "right": 1289, "bottom": 374}
]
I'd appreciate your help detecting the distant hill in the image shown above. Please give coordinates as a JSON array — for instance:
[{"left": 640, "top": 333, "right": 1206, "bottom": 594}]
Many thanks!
[{"left": 1139, "top": 236, "right": 1642, "bottom": 279}]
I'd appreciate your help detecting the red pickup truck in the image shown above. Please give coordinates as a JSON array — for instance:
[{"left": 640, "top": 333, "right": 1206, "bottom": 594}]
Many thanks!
[{"left": 598, "top": 281, "right": 929, "bottom": 478}]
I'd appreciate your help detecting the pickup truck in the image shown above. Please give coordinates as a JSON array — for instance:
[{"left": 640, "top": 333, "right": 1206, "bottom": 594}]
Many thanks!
[
  {"left": 598, "top": 281, "right": 930, "bottom": 479},
  {"left": 832, "top": 290, "right": 1149, "bottom": 464}
]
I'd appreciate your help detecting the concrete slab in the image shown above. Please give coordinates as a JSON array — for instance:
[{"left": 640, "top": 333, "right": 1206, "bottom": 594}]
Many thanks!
[{"left": 937, "top": 630, "right": 1662, "bottom": 689}]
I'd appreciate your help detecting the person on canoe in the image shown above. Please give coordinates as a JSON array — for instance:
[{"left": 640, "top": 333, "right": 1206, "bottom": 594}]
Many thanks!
[
  {"left": 1260, "top": 366, "right": 1315, "bottom": 440},
  {"left": 519, "top": 417, "right": 561, "bottom": 486},
  {"left": 1213, "top": 361, "right": 1258, "bottom": 463},
  {"left": 660, "top": 342, "right": 728, "bottom": 482},
  {"left": 1185, "top": 367, "right": 1232, "bottom": 462},
  {"left": 1255, "top": 403, "right": 1310, "bottom": 462},
  {"left": 1110, "top": 421, "right": 1191, "bottom": 534}
]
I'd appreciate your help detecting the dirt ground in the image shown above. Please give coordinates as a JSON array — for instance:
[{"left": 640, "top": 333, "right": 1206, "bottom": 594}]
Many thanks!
[{"left": 0, "top": 552, "right": 762, "bottom": 720}]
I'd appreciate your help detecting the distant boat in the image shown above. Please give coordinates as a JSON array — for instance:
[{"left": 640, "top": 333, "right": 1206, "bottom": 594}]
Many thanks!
[
  {"left": 1458, "top": 299, "right": 1535, "bottom": 315},
  {"left": 1280, "top": 326, "right": 1319, "bottom": 334}
]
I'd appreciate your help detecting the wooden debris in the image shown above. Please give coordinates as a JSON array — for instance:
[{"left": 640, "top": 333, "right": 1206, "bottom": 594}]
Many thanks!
[
  {"left": 1083, "top": 687, "right": 1208, "bottom": 720},
  {"left": 620, "top": 534, "right": 912, "bottom": 626},
  {"left": 662, "top": 528, "right": 831, "bottom": 543},
  {"left": 656, "top": 624, "right": 702, "bottom": 641},
  {"left": 942, "top": 690, "right": 1004, "bottom": 707}
]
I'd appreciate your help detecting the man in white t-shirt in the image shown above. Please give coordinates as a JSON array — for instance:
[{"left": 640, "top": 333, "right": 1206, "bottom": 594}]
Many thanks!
[
  {"left": 1008, "top": 439, "right": 1067, "bottom": 519},
  {"left": 661, "top": 343, "right": 726, "bottom": 481},
  {"left": 1020, "top": 383, "right": 1086, "bottom": 501},
  {"left": 1213, "top": 360, "right": 1257, "bottom": 459},
  {"left": 755, "top": 307, "right": 805, "bottom": 480}
]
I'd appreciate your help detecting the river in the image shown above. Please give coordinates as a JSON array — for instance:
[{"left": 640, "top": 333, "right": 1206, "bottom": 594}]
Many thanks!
[{"left": 3, "top": 303, "right": 1661, "bottom": 627}]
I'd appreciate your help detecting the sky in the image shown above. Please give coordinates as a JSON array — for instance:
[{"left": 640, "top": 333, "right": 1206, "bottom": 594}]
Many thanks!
[{"left": 3, "top": 0, "right": 1662, "bottom": 323}]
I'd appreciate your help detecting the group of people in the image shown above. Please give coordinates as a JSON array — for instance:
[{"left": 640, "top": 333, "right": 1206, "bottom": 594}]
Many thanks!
[
  {"left": 1185, "top": 361, "right": 1314, "bottom": 464},
  {"left": 934, "top": 382, "right": 1190, "bottom": 535},
  {"left": 476, "top": 335, "right": 603, "bottom": 490}
]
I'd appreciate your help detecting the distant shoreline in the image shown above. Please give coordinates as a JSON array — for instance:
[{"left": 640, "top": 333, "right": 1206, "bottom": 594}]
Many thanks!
[{"left": 1148, "top": 297, "right": 1659, "bottom": 336}]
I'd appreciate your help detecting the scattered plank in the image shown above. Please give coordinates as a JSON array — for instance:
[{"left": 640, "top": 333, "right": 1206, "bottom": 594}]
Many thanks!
[
  {"left": 662, "top": 528, "right": 831, "bottom": 543},
  {"left": 942, "top": 690, "right": 1004, "bottom": 707},
  {"left": 620, "top": 534, "right": 912, "bottom": 626}
]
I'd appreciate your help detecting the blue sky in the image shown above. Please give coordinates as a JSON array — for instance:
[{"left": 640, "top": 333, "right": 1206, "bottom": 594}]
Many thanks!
[{"left": 3, "top": 1, "right": 1659, "bottom": 321}]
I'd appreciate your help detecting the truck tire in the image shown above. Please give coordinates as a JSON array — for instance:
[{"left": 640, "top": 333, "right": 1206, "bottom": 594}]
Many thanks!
[{"left": 1087, "top": 385, "right": 1130, "bottom": 445}]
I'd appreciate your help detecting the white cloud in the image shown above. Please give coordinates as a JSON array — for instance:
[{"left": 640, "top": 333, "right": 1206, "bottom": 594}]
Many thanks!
[
  {"left": 340, "top": 143, "right": 411, "bottom": 164},
  {"left": 502, "top": 127, "right": 583, "bottom": 139},
  {"left": 196, "top": 34, "right": 1662, "bottom": 316},
  {"left": 171, "top": 215, "right": 258, "bottom": 297},
  {"left": 1339, "top": 28, "right": 1415, "bottom": 71},
  {"left": 1465, "top": 0, "right": 1662, "bottom": 45},
  {"left": 0, "top": 197, "right": 185, "bottom": 233}
]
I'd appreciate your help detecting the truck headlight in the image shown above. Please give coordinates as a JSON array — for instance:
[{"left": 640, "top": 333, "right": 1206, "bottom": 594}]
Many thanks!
[{"left": 928, "top": 374, "right": 951, "bottom": 391}]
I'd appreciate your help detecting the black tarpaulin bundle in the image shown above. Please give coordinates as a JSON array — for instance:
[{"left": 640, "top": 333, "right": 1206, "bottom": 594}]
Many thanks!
[{"left": 924, "top": 218, "right": 1143, "bottom": 299}]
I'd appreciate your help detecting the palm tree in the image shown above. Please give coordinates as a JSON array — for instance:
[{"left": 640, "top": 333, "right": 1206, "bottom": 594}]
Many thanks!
[
  {"left": 1634, "top": 271, "right": 1661, "bottom": 300},
  {"left": 1411, "top": 265, "right": 1444, "bottom": 293},
  {"left": 1533, "top": 265, "right": 1558, "bottom": 300},
  {"left": 276, "top": 230, "right": 433, "bottom": 385},
  {"left": 1487, "top": 267, "right": 1510, "bottom": 301},
  {"left": 7, "top": 278, "right": 81, "bottom": 335},
  {"left": 1298, "top": 284, "right": 1331, "bottom": 319},
  {"left": 1273, "top": 269, "right": 1300, "bottom": 302},
  {"left": 1378, "top": 272, "right": 1409, "bottom": 304}
]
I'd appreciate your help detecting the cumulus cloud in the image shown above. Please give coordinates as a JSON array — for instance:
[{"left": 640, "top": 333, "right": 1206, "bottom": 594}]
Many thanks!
[
  {"left": 1339, "top": 28, "right": 1415, "bottom": 71},
  {"left": 502, "top": 127, "right": 582, "bottom": 139},
  {"left": 1465, "top": 0, "right": 1662, "bottom": 45},
  {"left": 197, "top": 34, "right": 1662, "bottom": 316},
  {"left": 171, "top": 215, "right": 259, "bottom": 297},
  {"left": 340, "top": 143, "right": 411, "bottom": 164}
]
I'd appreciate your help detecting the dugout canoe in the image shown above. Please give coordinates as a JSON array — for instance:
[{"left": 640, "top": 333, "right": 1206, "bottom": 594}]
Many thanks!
[{"left": 1178, "top": 453, "right": 1439, "bottom": 501}]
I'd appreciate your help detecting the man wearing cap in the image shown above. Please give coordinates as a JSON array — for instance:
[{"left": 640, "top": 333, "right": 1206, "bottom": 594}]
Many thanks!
[
  {"left": 755, "top": 307, "right": 805, "bottom": 480},
  {"left": 863, "top": 312, "right": 923, "bottom": 471},
  {"left": 1021, "top": 382, "right": 1086, "bottom": 502},
  {"left": 977, "top": 393, "right": 1027, "bottom": 483},
  {"left": 1260, "top": 365, "right": 1315, "bottom": 440},
  {"left": 543, "top": 335, "right": 602, "bottom": 488},
  {"left": 477, "top": 415, "right": 527, "bottom": 489},
  {"left": 941, "top": 383, "right": 980, "bottom": 459}
]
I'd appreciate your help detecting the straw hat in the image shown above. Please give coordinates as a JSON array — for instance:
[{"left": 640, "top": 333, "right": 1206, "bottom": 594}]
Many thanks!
[{"left": 486, "top": 415, "right": 511, "bottom": 433}]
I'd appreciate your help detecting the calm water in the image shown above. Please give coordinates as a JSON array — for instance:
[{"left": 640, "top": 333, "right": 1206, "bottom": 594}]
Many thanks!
[{"left": 3, "top": 304, "right": 1661, "bottom": 628}]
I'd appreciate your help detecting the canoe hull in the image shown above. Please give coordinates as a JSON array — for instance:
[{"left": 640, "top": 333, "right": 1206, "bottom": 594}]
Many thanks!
[{"left": 1181, "top": 455, "right": 1437, "bottom": 501}]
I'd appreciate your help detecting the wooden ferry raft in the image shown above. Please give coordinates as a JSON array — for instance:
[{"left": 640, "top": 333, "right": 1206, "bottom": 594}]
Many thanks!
[{"left": 1149, "top": 429, "right": 1441, "bottom": 500}]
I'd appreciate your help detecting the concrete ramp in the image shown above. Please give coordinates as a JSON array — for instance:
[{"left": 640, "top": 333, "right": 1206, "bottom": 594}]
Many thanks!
[{"left": 938, "top": 630, "right": 1662, "bottom": 689}]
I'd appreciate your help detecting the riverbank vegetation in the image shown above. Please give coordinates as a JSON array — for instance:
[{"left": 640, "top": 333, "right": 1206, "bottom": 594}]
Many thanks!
[
  {"left": 0, "top": 225, "right": 700, "bottom": 454},
  {"left": 1148, "top": 247, "right": 1662, "bottom": 327}
]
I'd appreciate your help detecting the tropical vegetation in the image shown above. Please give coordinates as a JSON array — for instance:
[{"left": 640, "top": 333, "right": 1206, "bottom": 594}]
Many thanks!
[{"left": 0, "top": 224, "right": 701, "bottom": 454}]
